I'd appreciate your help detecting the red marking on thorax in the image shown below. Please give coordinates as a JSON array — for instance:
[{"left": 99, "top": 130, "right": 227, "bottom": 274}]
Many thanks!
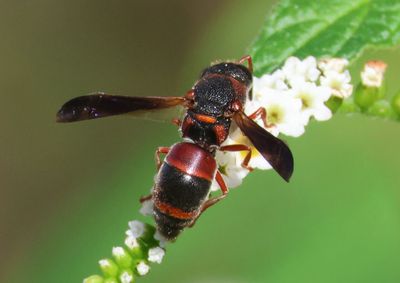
[
  {"left": 213, "top": 124, "right": 228, "bottom": 145},
  {"left": 193, "top": 113, "right": 217, "bottom": 124},
  {"left": 227, "top": 77, "right": 247, "bottom": 102},
  {"left": 181, "top": 115, "right": 194, "bottom": 135},
  {"left": 165, "top": 142, "right": 217, "bottom": 181}
]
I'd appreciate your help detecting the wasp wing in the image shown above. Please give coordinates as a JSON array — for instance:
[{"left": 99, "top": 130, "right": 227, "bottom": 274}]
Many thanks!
[
  {"left": 56, "top": 93, "right": 186, "bottom": 123},
  {"left": 233, "top": 111, "right": 294, "bottom": 182}
]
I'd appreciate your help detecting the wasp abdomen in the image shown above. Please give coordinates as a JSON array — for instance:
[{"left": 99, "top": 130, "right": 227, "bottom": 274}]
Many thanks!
[{"left": 153, "top": 142, "right": 217, "bottom": 240}]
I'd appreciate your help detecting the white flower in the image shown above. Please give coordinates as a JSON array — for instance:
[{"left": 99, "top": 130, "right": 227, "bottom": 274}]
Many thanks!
[
  {"left": 124, "top": 235, "right": 139, "bottom": 250},
  {"left": 99, "top": 259, "right": 112, "bottom": 268},
  {"left": 227, "top": 129, "right": 273, "bottom": 170},
  {"left": 154, "top": 230, "right": 168, "bottom": 248},
  {"left": 211, "top": 56, "right": 354, "bottom": 192},
  {"left": 211, "top": 147, "right": 249, "bottom": 191},
  {"left": 242, "top": 99, "right": 278, "bottom": 135},
  {"left": 148, "top": 247, "right": 165, "bottom": 264},
  {"left": 253, "top": 88, "right": 305, "bottom": 137},
  {"left": 317, "top": 57, "right": 353, "bottom": 99},
  {"left": 320, "top": 70, "right": 353, "bottom": 98},
  {"left": 136, "top": 261, "right": 150, "bottom": 276},
  {"left": 318, "top": 58, "right": 349, "bottom": 73},
  {"left": 139, "top": 199, "right": 154, "bottom": 216},
  {"left": 112, "top": 246, "right": 126, "bottom": 257},
  {"left": 291, "top": 81, "right": 332, "bottom": 123},
  {"left": 128, "top": 220, "right": 145, "bottom": 238},
  {"left": 254, "top": 70, "right": 288, "bottom": 91},
  {"left": 361, "top": 60, "right": 387, "bottom": 87},
  {"left": 120, "top": 271, "right": 133, "bottom": 283},
  {"left": 209, "top": 56, "right": 353, "bottom": 194},
  {"left": 282, "top": 56, "right": 320, "bottom": 85}
]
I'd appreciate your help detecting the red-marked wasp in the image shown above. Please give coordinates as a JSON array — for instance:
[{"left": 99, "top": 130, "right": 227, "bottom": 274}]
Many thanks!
[{"left": 56, "top": 56, "right": 294, "bottom": 240}]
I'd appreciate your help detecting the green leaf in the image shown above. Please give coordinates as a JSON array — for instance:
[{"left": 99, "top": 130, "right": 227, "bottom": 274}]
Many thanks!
[{"left": 249, "top": 0, "right": 400, "bottom": 76}]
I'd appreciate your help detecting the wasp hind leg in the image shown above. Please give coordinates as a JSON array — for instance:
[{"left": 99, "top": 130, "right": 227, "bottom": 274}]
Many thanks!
[
  {"left": 139, "top": 146, "right": 170, "bottom": 203},
  {"left": 219, "top": 144, "right": 254, "bottom": 171},
  {"left": 189, "top": 171, "right": 229, "bottom": 227},
  {"left": 139, "top": 194, "right": 152, "bottom": 203},
  {"left": 248, "top": 107, "right": 269, "bottom": 127}
]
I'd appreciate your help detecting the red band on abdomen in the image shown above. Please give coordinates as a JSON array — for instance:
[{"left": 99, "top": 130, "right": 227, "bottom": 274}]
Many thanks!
[
  {"left": 154, "top": 199, "right": 198, "bottom": 220},
  {"left": 165, "top": 142, "right": 217, "bottom": 181}
]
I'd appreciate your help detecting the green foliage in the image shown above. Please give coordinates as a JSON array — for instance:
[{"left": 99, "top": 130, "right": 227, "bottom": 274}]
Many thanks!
[{"left": 249, "top": 0, "right": 400, "bottom": 76}]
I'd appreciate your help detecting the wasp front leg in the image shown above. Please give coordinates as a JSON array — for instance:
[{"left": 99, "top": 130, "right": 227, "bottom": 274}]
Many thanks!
[
  {"left": 238, "top": 55, "right": 253, "bottom": 73},
  {"left": 155, "top": 147, "right": 170, "bottom": 171},
  {"left": 171, "top": 118, "right": 181, "bottom": 127}
]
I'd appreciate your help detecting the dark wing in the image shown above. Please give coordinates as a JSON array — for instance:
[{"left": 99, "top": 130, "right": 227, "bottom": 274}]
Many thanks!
[
  {"left": 56, "top": 93, "right": 186, "bottom": 123},
  {"left": 233, "top": 111, "right": 294, "bottom": 182}
]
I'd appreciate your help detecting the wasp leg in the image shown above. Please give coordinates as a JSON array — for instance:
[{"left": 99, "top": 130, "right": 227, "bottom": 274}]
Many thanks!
[
  {"left": 219, "top": 144, "right": 254, "bottom": 171},
  {"left": 155, "top": 146, "right": 170, "bottom": 171},
  {"left": 202, "top": 171, "right": 229, "bottom": 210},
  {"left": 247, "top": 107, "right": 274, "bottom": 128},
  {"left": 139, "top": 194, "right": 153, "bottom": 203},
  {"left": 140, "top": 146, "right": 170, "bottom": 203},
  {"left": 189, "top": 171, "right": 229, "bottom": 227},
  {"left": 238, "top": 55, "right": 253, "bottom": 73},
  {"left": 171, "top": 118, "right": 181, "bottom": 127}
]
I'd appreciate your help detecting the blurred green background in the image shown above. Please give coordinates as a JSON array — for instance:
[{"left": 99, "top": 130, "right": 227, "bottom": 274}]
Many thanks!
[{"left": 1, "top": 1, "right": 400, "bottom": 282}]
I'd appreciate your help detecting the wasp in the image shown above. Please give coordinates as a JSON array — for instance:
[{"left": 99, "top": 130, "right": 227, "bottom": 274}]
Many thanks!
[{"left": 57, "top": 55, "right": 294, "bottom": 240}]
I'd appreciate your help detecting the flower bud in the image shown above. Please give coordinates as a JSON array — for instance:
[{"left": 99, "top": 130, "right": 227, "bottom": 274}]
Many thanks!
[
  {"left": 148, "top": 247, "right": 165, "bottom": 264},
  {"left": 139, "top": 199, "right": 154, "bottom": 216},
  {"left": 98, "top": 259, "right": 119, "bottom": 278},
  {"left": 391, "top": 91, "right": 400, "bottom": 117},
  {"left": 112, "top": 247, "right": 133, "bottom": 269},
  {"left": 128, "top": 221, "right": 145, "bottom": 238},
  {"left": 124, "top": 232, "right": 145, "bottom": 261},
  {"left": 354, "top": 83, "right": 379, "bottom": 110},
  {"left": 83, "top": 275, "right": 104, "bottom": 283},
  {"left": 366, "top": 100, "right": 396, "bottom": 119},
  {"left": 103, "top": 278, "right": 118, "bottom": 283},
  {"left": 119, "top": 270, "right": 135, "bottom": 283},
  {"left": 136, "top": 261, "right": 150, "bottom": 276},
  {"left": 318, "top": 58, "right": 349, "bottom": 73},
  {"left": 337, "top": 96, "right": 360, "bottom": 113},
  {"left": 361, "top": 60, "right": 387, "bottom": 88}
]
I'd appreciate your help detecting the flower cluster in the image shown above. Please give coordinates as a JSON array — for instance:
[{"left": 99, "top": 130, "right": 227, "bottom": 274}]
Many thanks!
[
  {"left": 212, "top": 56, "right": 353, "bottom": 191},
  {"left": 83, "top": 219, "right": 165, "bottom": 283}
]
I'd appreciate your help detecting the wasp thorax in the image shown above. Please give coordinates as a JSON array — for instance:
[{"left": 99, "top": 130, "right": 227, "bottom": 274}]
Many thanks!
[
  {"left": 193, "top": 76, "right": 236, "bottom": 116},
  {"left": 201, "top": 62, "right": 252, "bottom": 86}
]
